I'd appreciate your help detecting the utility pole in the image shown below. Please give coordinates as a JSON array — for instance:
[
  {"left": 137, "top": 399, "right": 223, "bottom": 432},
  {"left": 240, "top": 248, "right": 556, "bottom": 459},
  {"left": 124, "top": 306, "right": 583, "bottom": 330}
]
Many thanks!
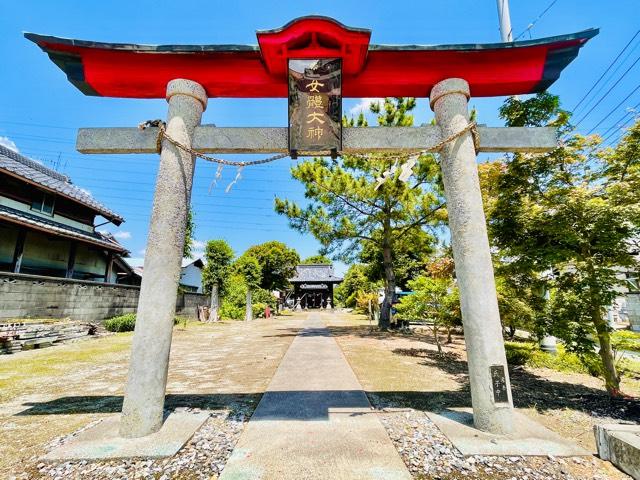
[{"left": 496, "top": 0, "right": 514, "bottom": 42}]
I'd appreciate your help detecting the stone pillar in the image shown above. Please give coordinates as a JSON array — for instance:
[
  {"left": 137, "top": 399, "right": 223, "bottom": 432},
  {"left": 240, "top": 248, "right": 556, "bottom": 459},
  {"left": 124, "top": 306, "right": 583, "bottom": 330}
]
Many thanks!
[
  {"left": 120, "top": 79, "right": 207, "bottom": 438},
  {"left": 430, "top": 78, "right": 514, "bottom": 434}
]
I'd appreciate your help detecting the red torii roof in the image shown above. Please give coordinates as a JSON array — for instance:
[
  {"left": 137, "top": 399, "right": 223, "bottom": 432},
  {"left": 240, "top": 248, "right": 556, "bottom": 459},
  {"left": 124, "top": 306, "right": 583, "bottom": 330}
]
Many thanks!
[{"left": 25, "top": 16, "right": 597, "bottom": 99}]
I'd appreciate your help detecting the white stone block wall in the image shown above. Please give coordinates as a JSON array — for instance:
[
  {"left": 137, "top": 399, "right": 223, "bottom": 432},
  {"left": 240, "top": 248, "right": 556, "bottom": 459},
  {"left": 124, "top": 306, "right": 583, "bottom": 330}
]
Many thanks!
[
  {"left": 0, "top": 272, "right": 208, "bottom": 322},
  {"left": 628, "top": 293, "right": 640, "bottom": 332}
]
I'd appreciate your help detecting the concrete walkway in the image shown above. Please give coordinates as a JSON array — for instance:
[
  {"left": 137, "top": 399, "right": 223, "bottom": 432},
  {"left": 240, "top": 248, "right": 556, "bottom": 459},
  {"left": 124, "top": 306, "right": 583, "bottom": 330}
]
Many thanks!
[{"left": 219, "top": 314, "right": 411, "bottom": 480}]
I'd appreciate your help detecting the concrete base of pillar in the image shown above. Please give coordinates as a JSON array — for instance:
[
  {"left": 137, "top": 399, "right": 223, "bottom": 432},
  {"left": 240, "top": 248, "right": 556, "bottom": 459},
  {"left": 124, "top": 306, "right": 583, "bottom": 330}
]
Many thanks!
[
  {"left": 43, "top": 411, "right": 208, "bottom": 461},
  {"left": 594, "top": 424, "right": 640, "bottom": 479},
  {"left": 427, "top": 408, "right": 589, "bottom": 456}
]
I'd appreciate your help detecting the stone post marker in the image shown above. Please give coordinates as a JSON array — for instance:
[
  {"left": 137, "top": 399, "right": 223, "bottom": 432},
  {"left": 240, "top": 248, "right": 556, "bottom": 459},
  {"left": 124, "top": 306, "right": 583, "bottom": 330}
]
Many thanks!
[
  {"left": 430, "top": 78, "right": 514, "bottom": 434},
  {"left": 120, "top": 79, "right": 207, "bottom": 438}
]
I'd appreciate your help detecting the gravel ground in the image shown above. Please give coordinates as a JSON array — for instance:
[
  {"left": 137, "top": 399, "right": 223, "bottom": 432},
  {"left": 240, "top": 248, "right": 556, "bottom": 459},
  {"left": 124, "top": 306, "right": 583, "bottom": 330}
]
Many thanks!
[
  {"left": 371, "top": 396, "right": 631, "bottom": 480},
  {"left": 12, "top": 404, "right": 253, "bottom": 480}
]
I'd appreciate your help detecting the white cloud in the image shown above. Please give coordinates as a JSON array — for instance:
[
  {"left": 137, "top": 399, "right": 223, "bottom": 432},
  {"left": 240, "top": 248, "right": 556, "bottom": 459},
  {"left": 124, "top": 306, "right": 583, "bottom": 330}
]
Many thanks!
[
  {"left": 0, "top": 136, "right": 19, "bottom": 152},
  {"left": 99, "top": 230, "right": 131, "bottom": 240},
  {"left": 349, "top": 98, "right": 384, "bottom": 115},
  {"left": 126, "top": 257, "right": 145, "bottom": 268},
  {"left": 192, "top": 239, "right": 207, "bottom": 249},
  {"left": 78, "top": 187, "right": 92, "bottom": 196}
]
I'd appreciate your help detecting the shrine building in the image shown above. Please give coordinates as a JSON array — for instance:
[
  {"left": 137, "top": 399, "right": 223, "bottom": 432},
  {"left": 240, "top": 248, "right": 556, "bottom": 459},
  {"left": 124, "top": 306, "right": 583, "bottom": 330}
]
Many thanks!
[{"left": 289, "top": 264, "right": 343, "bottom": 309}]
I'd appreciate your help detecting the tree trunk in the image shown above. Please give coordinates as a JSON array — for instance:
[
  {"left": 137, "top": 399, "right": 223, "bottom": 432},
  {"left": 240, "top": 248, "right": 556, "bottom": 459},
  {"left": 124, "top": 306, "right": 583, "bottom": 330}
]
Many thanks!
[
  {"left": 245, "top": 289, "right": 253, "bottom": 322},
  {"left": 433, "top": 322, "right": 442, "bottom": 354},
  {"left": 593, "top": 310, "right": 622, "bottom": 397},
  {"left": 379, "top": 226, "right": 395, "bottom": 329},
  {"left": 208, "top": 282, "right": 219, "bottom": 322}
]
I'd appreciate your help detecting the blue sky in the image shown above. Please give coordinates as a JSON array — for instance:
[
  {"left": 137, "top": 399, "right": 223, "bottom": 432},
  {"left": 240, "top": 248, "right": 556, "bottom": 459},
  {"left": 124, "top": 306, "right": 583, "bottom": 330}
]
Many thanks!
[{"left": 1, "top": 1, "right": 638, "bottom": 274}]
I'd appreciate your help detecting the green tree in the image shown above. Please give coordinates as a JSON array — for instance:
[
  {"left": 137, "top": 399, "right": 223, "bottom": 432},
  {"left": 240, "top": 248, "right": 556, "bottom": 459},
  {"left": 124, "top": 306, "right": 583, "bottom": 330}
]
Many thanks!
[
  {"left": 245, "top": 241, "right": 300, "bottom": 291},
  {"left": 276, "top": 98, "right": 445, "bottom": 328},
  {"left": 201, "top": 239, "right": 234, "bottom": 322},
  {"left": 395, "top": 275, "right": 461, "bottom": 353},
  {"left": 183, "top": 208, "right": 195, "bottom": 259},
  {"left": 489, "top": 93, "right": 640, "bottom": 397},
  {"left": 234, "top": 255, "right": 262, "bottom": 322},
  {"left": 334, "top": 263, "right": 380, "bottom": 308},
  {"left": 301, "top": 254, "right": 332, "bottom": 265},
  {"left": 359, "top": 228, "right": 435, "bottom": 291}
]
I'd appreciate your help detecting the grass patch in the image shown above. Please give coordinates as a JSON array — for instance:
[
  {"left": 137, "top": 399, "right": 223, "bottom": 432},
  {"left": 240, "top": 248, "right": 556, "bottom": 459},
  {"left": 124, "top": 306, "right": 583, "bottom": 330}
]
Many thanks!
[{"left": 0, "top": 333, "right": 132, "bottom": 403}]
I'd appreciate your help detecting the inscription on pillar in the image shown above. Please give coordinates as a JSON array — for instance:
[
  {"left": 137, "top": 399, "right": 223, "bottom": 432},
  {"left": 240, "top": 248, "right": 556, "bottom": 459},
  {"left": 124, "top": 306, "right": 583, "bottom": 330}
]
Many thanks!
[{"left": 490, "top": 365, "right": 509, "bottom": 403}]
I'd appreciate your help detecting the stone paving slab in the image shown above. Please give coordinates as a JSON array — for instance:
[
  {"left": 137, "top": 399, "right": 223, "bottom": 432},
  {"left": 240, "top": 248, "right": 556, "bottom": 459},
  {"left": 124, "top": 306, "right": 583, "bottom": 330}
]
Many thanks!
[
  {"left": 427, "top": 408, "right": 590, "bottom": 457},
  {"left": 219, "top": 314, "right": 411, "bottom": 480},
  {"left": 43, "top": 411, "right": 209, "bottom": 460}
]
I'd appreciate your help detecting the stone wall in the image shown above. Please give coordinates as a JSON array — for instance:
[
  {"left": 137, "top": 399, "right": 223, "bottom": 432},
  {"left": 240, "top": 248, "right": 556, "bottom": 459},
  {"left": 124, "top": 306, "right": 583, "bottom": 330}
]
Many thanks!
[
  {"left": 0, "top": 271, "right": 208, "bottom": 322},
  {"left": 628, "top": 293, "right": 640, "bottom": 332}
]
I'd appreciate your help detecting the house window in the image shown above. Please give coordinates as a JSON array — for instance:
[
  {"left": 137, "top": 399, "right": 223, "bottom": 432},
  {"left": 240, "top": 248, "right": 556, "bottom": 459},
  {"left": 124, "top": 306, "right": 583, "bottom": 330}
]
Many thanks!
[{"left": 31, "top": 192, "right": 55, "bottom": 215}]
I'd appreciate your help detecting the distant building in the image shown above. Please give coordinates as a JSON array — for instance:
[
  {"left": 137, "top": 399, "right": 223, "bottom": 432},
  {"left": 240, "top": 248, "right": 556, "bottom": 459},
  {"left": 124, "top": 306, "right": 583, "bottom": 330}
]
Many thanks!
[
  {"left": 289, "top": 264, "right": 342, "bottom": 309},
  {"left": 0, "top": 145, "right": 135, "bottom": 283},
  {"left": 180, "top": 258, "right": 205, "bottom": 293}
]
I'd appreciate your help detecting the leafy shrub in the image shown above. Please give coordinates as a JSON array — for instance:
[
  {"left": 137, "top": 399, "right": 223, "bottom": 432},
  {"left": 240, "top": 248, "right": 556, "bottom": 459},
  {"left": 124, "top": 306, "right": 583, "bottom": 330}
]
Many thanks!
[
  {"left": 220, "top": 303, "right": 245, "bottom": 321},
  {"left": 104, "top": 314, "right": 182, "bottom": 332},
  {"left": 528, "top": 347, "right": 590, "bottom": 374},
  {"left": 104, "top": 314, "right": 136, "bottom": 332},
  {"left": 504, "top": 342, "right": 535, "bottom": 366},
  {"left": 219, "top": 273, "right": 277, "bottom": 320},
  {"left": 612, "top": 330, "right": 640, "bottom": 353},
  {"left": 252, "top": 288, "right": 277, "bottom": 309},
  {"left": 253, "top": 302, "right": 268, "bottom": 318},
  {"left": 505, "top": 341, "right": 598, "bottom": 375}
]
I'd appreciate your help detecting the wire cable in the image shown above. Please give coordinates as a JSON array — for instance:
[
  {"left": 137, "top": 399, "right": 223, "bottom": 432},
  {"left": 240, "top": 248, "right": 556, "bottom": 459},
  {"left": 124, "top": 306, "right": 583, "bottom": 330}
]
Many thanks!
[
  {"left": 514, "top": 0, "right": 559, "bottom": 41},
  {"left": 572, "top": 56, "right": 640, "bottom": 130},
  {"left": 572, "top": 29, "right": 640, "bottom": 113},
  {"left": 598, "top": 101, "right": 640, "bottom": 138},
  {"left": 586, "top": 84, "right": 640, "bottom": 134}
]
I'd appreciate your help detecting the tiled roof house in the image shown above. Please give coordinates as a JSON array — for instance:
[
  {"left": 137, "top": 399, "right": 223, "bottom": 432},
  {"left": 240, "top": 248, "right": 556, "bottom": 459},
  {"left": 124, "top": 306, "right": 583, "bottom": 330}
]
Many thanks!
[{"left": 0, "top": 144, "right": 135, "bottom": 283}]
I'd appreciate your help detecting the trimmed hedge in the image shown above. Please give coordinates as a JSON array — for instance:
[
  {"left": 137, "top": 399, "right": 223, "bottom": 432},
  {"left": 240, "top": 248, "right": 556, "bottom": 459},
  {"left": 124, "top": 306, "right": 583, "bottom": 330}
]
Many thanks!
[
  {"left": 104, "top": 314, "right": 182, "bottom": 332},
  {"left": 104, "top": 314, "right": 136, "bottom": 332}
]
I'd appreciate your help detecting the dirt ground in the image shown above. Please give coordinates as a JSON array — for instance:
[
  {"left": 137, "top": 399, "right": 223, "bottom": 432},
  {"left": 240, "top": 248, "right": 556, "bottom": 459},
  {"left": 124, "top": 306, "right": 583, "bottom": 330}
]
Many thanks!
[
  {"left": 324, "top": 313, "right": 640, "bottom": 451},
  {"left": 324, "top": 313, "right": 639, "bottom": 479},
  {"left": 1, "top": 311, "right": 638, "bottom": 479},
  {"left": 0, "top": 316, "right": 302, "bottom": 478}
]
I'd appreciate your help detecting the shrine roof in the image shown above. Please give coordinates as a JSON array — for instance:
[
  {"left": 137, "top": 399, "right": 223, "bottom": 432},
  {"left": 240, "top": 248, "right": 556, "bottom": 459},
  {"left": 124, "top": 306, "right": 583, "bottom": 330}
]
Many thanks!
[
  {"left": 25, "top": 16, "right": 598, "bottom": 99},
  {"left": 290, "top": 264, "right": 343, "bottom": 284}
]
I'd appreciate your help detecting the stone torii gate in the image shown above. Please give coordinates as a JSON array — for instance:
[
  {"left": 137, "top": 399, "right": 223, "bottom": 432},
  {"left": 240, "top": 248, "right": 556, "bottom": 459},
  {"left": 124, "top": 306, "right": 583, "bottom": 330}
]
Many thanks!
[{"left": 26, "top": 17, "right": 596, "bottom": 440}]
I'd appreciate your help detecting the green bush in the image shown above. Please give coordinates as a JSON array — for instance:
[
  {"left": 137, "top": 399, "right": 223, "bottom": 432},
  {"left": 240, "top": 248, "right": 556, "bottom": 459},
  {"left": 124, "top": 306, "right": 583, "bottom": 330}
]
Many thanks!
[
  {"left": 104, "top": 314, "right": 182, "bottom": 332},
  {"left": 504, "top": 342, "right": 535, "bottom": 366},
  {"left": 218, "top": 272, "right": 277, "bottom": 320},
  {"left": 104, "top": 314, "right": 136, "bottom": 332},
  {"left": 220, "top": 303, "right": 245, "bottom": 321},
  {"left": 253, "top": 302, "right": 268, "bottom": 318},
  {"left": 612, "top": 330, "right": 640, "bottom": 353}
]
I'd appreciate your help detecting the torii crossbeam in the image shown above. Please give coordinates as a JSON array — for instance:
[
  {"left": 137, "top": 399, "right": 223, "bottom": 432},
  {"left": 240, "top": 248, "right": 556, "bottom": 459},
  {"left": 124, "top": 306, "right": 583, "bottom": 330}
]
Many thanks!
[{"left": 27, "top": 16, "right": 596, "bottom": 440}]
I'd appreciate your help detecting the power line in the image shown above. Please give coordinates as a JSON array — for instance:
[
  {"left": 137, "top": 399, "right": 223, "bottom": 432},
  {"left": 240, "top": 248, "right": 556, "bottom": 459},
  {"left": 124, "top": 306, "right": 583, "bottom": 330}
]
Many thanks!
[
  {"left": 601, "top": 118, "right": 636, "bottom": 145},
  {"left": 514, "top": 0, "right": 559, "bottom": 41},
  {"left": 598, "top": 101, "right": 640, "bottom": 138},
  {"left": 586, "top": 84, "right": 640, "bottom": 134},
  {"left": 572, "top": 55, "right": 640, "bottom": 130},
  {"left": 0, "top": 120, "right": 78, "bottom": 130},
  {"left": 572, "top": 29, "right": 640, "bottom": 113}
]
